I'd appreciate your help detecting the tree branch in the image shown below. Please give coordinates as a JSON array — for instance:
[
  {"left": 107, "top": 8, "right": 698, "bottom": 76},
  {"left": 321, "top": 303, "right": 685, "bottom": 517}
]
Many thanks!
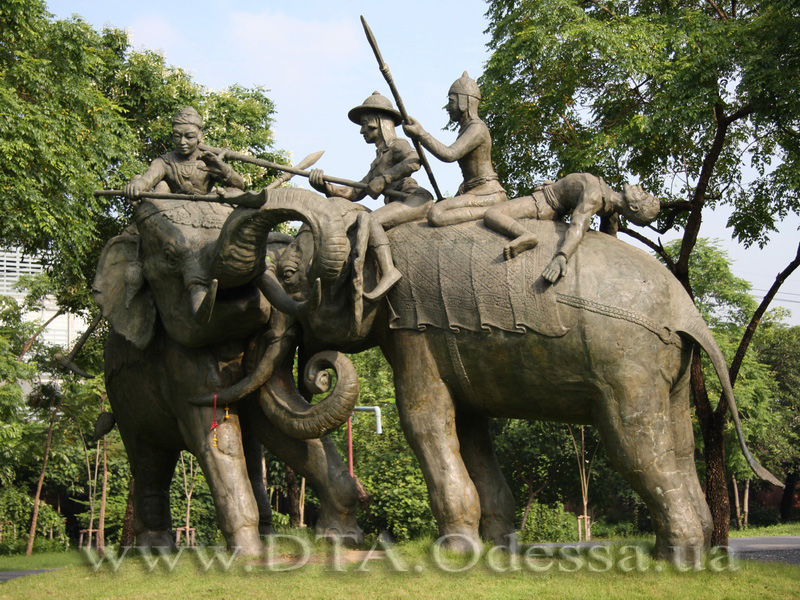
[
  {"left": 618, "top": 225, "right": 672, "bottom": 265},
  {"left": 706, "top": 0, "right": 729, "bottom": 19},
  {"left": 717, "top": 241, "right": 800, "bottom": 416}
]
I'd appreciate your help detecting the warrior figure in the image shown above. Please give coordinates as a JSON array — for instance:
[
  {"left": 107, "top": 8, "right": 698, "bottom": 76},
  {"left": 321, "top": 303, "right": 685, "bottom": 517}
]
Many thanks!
[
  {"left": 403, "top": 72, "right": 507, "bottom": 227},
  {"left": 124, "top": 107, "right": 244, "bottom": 199},
  {"left": 310, "top": 92, "right": 433, "bottom": 300},
  {"left": 484, "top": 173, "right": 661, "bottom": 283}
]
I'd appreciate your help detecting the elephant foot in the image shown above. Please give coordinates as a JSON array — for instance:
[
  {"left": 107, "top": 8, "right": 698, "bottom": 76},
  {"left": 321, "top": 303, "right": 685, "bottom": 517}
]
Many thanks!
[
  {"left": 363, "top": 266, "right": 402, "bottom": 302},
  {"left": 481, "top": 525, "right": 519, "bottom": 553},
  {"left": 504, "top": 233, "right": 538, "bottom": 260},
  {"left": 259, "top": 523, "right": 277, "bottom": 536},
  {"left": 136, "top": 530, "right": 177, "bottom": 552},
  {"left": 315, "top": 523, "right": 364, "bottom": 547},
  {"left": 224, "top": 527, "right": 264, "bottom": 557},
  {"left": 435, "top": 528, "right": 482, "bottom": 554},
  {"left": 653, "top": 539, "right": 707, "bottom": 570}
]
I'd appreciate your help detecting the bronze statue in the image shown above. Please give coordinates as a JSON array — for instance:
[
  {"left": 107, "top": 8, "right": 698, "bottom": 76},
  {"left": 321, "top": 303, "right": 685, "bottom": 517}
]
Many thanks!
[
  {"left": 124, "top": 107, "right": 244, "bottom": 200},
  {"left": 403, "top": 72, "right": 507, "bottom": 226},
  {"left": 221, "top": 193, "right": 782, "bottom": 566},
  {"left": 484, "top": 173, "right": 661, "bottom": 282},
  {"left": 309, "top": 92, "right": 433, "bottom": 300},
  {"left": 97, "top": 179, "right": 365, "bottom": 554}
]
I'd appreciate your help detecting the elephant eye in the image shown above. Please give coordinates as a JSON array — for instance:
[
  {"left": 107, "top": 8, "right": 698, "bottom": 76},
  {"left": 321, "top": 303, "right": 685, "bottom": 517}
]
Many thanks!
[
  {"left": 282, "top": 267, "right": 297, "bottom": 281},
  {"left": 164, "top": 248, "right": 180, "bottom": 269}
]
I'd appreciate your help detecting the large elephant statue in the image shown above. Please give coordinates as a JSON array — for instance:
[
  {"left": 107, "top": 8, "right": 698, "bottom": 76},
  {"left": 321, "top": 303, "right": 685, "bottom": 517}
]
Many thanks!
[
  {"left": 93, "top": 190, "right": 364, "bottom": 556},
  {"left": 224, "top": 196, "right": 781, "bottom": 564}
]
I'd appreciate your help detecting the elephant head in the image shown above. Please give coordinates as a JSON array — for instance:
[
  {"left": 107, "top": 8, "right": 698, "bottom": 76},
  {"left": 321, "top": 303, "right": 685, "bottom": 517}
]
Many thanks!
[{"left": 94, "top": 188, "right": 360, "bottom": 439}]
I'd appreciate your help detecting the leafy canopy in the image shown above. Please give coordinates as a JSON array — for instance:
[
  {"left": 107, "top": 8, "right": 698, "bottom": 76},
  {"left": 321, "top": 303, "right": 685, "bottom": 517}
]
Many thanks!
[{"left": 480, "top": 0, "right": 800, "bottom": 247}]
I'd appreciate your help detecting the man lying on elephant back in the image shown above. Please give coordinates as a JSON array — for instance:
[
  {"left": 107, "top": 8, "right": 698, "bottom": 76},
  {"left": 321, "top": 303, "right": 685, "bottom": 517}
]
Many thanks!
[
  {"left": 124, "top": 107, "right": 245, "bottom": 200},
  {"left": 484, "top": 173, "right": 661, "bottom": 283}
]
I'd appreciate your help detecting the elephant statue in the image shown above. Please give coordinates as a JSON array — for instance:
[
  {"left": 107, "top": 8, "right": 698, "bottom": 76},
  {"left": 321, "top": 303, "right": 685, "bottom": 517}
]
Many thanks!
[
  {"left": 93, "top": 190, "right": 365, "bottom": 556},
  {"left": 221, "top": 195, "right": 781, "bottom": 564}
]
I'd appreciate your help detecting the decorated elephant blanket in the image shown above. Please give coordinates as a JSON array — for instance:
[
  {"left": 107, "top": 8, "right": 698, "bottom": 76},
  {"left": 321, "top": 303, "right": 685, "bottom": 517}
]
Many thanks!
[{"left": 386, "top": 219, "right": 570, "bottom": 337}]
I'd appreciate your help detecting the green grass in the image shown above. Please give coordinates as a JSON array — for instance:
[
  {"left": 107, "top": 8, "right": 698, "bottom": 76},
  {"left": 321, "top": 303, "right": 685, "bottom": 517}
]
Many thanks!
[
  {"left": 0, "top": 551, "right": 84, "bottom": 571},
  {"left": 0, "top": 537, "right": 797, "bottom": 600},
  {"left": 729, "top": 522, "right": 800, "bottom": 537}
]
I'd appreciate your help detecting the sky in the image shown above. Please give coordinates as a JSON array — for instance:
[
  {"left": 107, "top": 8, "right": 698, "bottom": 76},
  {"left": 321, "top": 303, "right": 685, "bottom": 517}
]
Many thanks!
[{"left": 46, "top": 0, "right": 800, "bottom": 323}]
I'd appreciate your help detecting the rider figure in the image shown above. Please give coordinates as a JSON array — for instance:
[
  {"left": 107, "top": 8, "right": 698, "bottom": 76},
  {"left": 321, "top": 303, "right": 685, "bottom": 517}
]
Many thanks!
[
  {"left": 124, "top": 107, "right": 244, "bottom": 200},
  {"left": 309, "top": 92, "right": 433, "bottom": 300},
  {"left": 403, "top": 72, "right": 507, "bottom": 227}
]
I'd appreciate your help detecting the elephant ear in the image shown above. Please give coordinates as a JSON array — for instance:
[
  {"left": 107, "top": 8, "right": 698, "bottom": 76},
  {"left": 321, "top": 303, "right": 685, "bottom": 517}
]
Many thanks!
[{"left": 93, "top": 228, "right": 156, "bottom": 350}]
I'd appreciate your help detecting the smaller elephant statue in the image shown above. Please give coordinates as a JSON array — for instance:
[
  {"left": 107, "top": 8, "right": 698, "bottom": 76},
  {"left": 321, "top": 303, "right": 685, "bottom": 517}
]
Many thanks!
[{"left": 94, "top": 190, "right": 365, "bottom": 555}]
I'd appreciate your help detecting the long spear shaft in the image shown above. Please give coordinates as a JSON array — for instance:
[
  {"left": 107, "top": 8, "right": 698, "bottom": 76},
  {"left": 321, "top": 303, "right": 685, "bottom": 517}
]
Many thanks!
[
  {"left": 199, "top": 144, "right": 407, "bottom": 199},
  {"left": 360, "top": 16, "right": 444, "bottom": 201},
  {"left": 93, "top": 189, "right": 269, "bottom": 208}
]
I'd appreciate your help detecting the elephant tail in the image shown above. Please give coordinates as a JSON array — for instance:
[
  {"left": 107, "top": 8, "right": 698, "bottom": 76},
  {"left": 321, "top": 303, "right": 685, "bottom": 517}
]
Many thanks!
[{"left": 675, "top": 309, "right": 783, "bottom": 488}]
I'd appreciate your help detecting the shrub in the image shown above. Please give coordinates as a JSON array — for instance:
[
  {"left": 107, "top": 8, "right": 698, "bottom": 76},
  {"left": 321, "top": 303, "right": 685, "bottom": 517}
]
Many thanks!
[{"left": 517, "top": 501, "right": 578, "bottom": 543}]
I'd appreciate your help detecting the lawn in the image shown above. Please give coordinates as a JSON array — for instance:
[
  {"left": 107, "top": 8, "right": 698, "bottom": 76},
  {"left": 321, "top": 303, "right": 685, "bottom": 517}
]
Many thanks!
[{"left": 0, "top": 537, "right": 797, "bottom": 600}]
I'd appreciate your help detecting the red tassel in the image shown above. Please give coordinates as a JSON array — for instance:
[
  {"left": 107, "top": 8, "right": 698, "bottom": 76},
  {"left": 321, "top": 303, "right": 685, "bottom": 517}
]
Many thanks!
[{"left": 211, "top": 394, "right": 219, "bottom": 447}]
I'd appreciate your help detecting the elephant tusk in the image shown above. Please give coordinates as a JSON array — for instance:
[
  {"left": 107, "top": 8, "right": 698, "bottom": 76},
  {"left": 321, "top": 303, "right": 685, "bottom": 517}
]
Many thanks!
[
  {"left": 188, "top": 279, "right": 218, "bottom": 325},
  {"left": 257, "top": 270, "right": 321, "bottom": 318}
]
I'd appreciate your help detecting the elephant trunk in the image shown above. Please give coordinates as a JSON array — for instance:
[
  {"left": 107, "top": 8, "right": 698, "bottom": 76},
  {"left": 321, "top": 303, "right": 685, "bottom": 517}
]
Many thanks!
[
  {"left": 259, "top": 351, "right": 359, "bottom": 439},
  {"left": 212, "top": 188, "right": 349, "bottom": 290}
]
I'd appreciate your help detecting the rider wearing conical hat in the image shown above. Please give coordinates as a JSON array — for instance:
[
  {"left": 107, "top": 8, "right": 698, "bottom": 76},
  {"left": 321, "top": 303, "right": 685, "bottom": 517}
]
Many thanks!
[
  {"left": 403, "top": 72, "right": 507, "bottom": 227},
  {"left": 309, "top": 92, "right": 433, "bottom": 300}
]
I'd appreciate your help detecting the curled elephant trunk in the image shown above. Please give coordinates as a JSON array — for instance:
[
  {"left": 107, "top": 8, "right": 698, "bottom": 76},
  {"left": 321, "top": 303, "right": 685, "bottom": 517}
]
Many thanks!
[
  {"left": 212, "top": 188, "right": 350, "bottom": 291},
  {"left": 259, "top": 351, "right": 359, "bottom": 440}
]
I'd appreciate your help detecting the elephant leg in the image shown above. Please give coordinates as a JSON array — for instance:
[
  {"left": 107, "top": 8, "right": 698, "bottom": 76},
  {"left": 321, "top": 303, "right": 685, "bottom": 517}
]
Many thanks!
[
  {"left": 455, "top": 412, "right": 517, "bottom": 548},
  {"left": 392, "top": 331, "right": 482, "bottom": 552},
  {"left": 181, "top": 408, "right": 263, "bottom": 556},
  {"left": 593, "top": 373, "right": 708, "bottom": 567},
  {"left": 241, "top": 402, "right": 363, "bottom": 544},
  {"left": 669, "top": 369, "right": 713, "bottom": 551},
  {"left": 121, "top": 434, "right": 179, "bottom": 550},
  {"left": 241, "top": 427, "right": 275, "bottom": 536}
]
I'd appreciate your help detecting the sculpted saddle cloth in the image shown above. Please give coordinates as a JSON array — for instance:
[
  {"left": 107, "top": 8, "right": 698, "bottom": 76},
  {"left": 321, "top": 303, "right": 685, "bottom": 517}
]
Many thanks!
[{"left": 386, "top": 219, "right": 571, "bottom": 337}]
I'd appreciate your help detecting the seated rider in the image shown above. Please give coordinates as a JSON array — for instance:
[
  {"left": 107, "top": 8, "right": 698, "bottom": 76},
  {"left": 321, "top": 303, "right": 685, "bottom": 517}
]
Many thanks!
[
  {"left": 484, "top": 173, "right": 661, "bottom": 283},
  {"left": 310, "top": 92, "right": 433, "bottom": 300},
  {"left": 402, "top": 72, "right": 507, "bottom": 227},
  {"left": 124, "top": 107, "right": 244, "bottom": 199}
]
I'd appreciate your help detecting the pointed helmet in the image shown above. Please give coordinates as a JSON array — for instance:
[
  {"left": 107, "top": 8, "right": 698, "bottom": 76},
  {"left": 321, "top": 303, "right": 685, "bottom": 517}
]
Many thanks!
[{"left": 448, "top": 71, "right": 481, "bottom": 101}]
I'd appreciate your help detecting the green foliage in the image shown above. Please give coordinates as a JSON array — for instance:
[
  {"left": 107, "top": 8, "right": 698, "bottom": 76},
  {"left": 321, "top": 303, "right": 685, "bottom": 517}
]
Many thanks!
[
  {"left": 338, "top": 349, "right": 437, "bottom": 541},
  {"left": 0, "top": 0, "right": 284, "bottom": 315},
  {"left": 517, "top": 500, "right": 578, "bottom": 543},
  {"left": 0, "top": 485, "right": 67, "bottom": 554},
  {"left": 480, "top": 0, "right": 800, "bottom": 247}
]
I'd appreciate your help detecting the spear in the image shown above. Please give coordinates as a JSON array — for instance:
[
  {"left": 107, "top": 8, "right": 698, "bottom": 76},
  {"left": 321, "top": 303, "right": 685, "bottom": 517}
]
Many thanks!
[
  {"left": 360, "top": 15, "right": 444, "bottom": 201},
  {"left": 199, "top": 143, "right": 408, "bottom": 199}
]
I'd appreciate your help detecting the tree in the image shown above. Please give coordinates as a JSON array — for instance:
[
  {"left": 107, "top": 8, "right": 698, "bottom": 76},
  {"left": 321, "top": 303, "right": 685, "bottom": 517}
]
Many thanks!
[
  {"left": 1, "top": 1, "right": 286, "bottom": 553},
  {"left": 480, "top": 0, "right": 800, "bottom": 546}
]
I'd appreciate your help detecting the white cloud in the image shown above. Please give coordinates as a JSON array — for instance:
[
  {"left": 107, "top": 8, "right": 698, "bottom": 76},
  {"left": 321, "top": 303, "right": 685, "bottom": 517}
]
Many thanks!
[{"left": 127, "top": 15, "right": 189, "bottom": 58}]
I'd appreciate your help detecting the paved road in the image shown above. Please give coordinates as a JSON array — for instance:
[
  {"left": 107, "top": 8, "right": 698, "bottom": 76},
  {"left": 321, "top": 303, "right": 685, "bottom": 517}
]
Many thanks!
[
  {"left": 0, "top": 569, "right": 58, "bottom": 583},
  {"left": 727, "top": 536, "right": 800, "bottom": 565}
]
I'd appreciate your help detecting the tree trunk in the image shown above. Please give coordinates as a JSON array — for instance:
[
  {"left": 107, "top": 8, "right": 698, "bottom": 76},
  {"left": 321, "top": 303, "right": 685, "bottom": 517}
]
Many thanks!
[
  {"left": 120, "top": 476, "right": 135, "bottom": 547},
  {"left": 781, "top": 471, "right": 799, "bottom": 522},
  {"left": 25, "top": 397, "right": 58, "bottom": 556},
  {"left": 732, "top": 475, "right": 742, "bottom": 530},
  {"left": 743, "top": 479, "right": 750, "bottom": 529},
  {"left": 285, "top": 466, "right": 301, "bottom": 527},
  {"left": 97, "top": 436, "right": 108, "bottom": 554}
]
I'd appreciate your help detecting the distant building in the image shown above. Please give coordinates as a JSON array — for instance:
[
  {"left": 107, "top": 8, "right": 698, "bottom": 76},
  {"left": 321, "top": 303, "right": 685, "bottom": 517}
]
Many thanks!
[{"left": 0, "top": 248, "right": 83, "bottom": 349}]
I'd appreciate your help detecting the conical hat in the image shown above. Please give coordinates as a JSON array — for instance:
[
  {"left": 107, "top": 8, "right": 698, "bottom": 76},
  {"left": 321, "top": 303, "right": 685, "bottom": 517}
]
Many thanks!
[{"left": 348, "top": 92, "right": 402, "bottom": 125}]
